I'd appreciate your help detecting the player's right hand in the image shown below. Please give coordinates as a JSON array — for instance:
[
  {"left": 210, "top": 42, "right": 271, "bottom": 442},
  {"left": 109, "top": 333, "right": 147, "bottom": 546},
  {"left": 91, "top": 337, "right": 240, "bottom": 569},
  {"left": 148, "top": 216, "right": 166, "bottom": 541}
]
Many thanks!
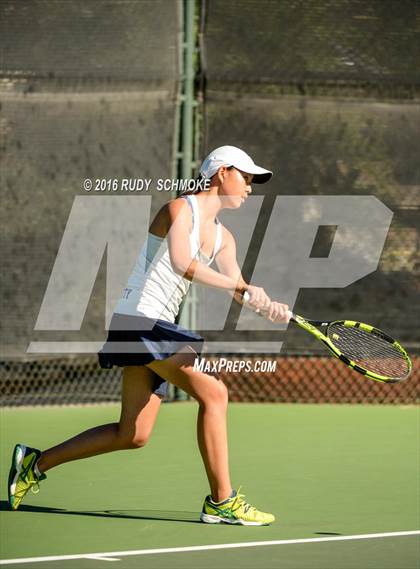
[
  {"left": 244, "top": 285, "right": 271, "bottom": 313},
  {"left": 265, "top": 301, "right": 290, "bottom": 323}
]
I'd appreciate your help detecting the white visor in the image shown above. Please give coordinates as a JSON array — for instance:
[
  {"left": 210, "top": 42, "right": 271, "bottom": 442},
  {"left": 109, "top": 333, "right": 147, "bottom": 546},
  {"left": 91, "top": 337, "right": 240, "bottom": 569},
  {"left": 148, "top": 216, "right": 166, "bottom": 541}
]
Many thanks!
[{"left": 199, "top": 145, "right": 272, "bottom": 184}]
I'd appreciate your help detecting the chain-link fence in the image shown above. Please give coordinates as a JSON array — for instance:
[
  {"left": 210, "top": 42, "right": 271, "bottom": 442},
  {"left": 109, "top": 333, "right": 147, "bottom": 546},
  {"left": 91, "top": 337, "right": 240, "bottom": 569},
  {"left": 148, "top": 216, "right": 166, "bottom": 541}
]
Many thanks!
[
  {"left": 221, "top": 355, "right": 419, "bottom": 404},
  {"left": 201, "top": 0, "right": 420, "bottom": 361},
  {"left": 203, "top": 0, "right": 419, "bottom": 86},
  {"left": 1, "top": 355, "right": 418, "bottom": 406},
  {"left": 1, "top": 0, "right": 419, "bottom": 406},
  {"left": 0, "top": 0, "right": 181, "bottom": 360},
  {"left": 0, "top": 358, "right": 121, "bottom": 407}
]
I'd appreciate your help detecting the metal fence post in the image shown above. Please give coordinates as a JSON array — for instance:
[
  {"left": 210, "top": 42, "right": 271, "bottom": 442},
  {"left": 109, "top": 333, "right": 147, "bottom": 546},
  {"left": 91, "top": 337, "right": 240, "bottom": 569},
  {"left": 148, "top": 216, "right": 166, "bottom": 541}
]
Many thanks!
[{"left": 175, "top": 0, "right": 198, "bottom": 401}]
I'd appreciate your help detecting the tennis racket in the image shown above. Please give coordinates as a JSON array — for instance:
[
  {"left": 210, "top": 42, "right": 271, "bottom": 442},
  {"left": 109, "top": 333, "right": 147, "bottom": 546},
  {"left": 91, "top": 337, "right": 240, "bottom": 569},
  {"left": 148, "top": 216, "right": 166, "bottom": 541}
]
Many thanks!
[{"left": 242, "top": 291, "right": 412, "bottom": 383}]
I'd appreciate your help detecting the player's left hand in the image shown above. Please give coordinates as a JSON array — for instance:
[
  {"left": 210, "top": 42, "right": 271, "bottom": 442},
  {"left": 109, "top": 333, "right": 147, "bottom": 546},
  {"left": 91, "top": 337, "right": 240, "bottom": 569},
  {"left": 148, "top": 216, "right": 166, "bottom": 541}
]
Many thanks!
[{"left": 264, "top": 301, "right": 290, "bottom": 323}]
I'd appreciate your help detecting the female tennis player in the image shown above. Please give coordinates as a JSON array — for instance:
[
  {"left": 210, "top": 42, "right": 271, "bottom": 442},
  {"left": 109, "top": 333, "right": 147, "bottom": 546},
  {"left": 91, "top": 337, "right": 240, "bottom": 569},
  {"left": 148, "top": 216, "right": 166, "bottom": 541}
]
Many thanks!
[{"left": 8, "top": 145, "right": 289, "bottom": 525}]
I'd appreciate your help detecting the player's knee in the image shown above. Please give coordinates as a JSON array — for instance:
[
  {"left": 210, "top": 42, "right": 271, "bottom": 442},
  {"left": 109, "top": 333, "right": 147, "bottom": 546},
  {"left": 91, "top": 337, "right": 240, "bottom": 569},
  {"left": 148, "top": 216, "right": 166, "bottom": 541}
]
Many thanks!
[
  {"left": 217, "top": 379, "right": 229, "bottom": 406},
  {"left": 130, "top": 432, "right": 150, "bottom": 449},
  {"left": 201, "top": 379, "right": 229, "bottom": 410},
  {"left": 118, "top": 427, "right": 151, "bottom": 449}
]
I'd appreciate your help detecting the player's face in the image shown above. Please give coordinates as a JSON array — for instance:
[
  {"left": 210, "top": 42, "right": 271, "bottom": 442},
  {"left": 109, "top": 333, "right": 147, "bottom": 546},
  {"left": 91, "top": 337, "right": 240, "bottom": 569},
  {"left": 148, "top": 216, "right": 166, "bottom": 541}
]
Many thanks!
[{"left": 219, "top": 167, "right": 253, "bottom": 209}]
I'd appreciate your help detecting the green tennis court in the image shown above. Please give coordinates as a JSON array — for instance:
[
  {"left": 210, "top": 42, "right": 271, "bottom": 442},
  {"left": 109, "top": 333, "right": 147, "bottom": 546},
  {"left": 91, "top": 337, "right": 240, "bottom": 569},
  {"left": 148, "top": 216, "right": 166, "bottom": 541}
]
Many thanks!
[{"left": 1, "top": 403, "right": 419, "bottom": 568}]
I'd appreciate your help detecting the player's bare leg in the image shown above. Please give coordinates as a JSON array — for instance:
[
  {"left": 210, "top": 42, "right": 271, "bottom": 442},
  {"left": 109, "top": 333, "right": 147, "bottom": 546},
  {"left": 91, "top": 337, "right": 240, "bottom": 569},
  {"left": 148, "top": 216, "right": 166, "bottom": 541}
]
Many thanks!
[
  {"left": 37, "top": 366, "right": 162, "bottom": 472},
  {"left": 147, "top": 350, "right": 232, "bottom": 502}
]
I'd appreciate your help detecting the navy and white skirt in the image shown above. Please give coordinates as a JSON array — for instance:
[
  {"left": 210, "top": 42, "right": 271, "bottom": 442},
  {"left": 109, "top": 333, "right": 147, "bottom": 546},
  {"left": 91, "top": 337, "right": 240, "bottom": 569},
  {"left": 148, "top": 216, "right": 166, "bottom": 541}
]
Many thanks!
[{"left": 98, "top": 313, "right": 204, "bottom": 397}]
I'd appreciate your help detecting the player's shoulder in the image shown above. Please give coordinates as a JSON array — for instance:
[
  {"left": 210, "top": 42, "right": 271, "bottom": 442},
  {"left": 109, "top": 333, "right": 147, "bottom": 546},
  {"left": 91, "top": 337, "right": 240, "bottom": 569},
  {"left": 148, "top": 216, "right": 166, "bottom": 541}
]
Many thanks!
[
  {"left": 165, "top": 196, "right": 191, "bottom": 219},
  {"left": 153, "top": 197, "right": 191, "bottom": 233}
]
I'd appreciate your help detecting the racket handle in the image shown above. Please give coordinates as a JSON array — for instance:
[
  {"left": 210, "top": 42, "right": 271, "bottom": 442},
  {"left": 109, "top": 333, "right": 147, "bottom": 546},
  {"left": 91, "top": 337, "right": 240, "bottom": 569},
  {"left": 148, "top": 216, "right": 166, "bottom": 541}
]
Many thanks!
[
  {"left": 242, "top": 290, "right": 263, "bottom": 314},
  {"left": 242, "top": 292, "right": 294, "bottom": 322},
  {"left": 242, "top": 290, "right": 261, "bottom": 313},
  {"left": 286, "top": 310, "right": 296, "bottom": 323}
]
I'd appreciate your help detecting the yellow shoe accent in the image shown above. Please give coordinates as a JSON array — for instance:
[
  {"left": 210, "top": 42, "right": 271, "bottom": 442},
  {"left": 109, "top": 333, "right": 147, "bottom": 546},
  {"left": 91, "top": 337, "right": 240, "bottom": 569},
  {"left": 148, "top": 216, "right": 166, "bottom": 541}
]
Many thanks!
[
  {"left": 8, "top": 444, "right": 46, "bottom": 511},
  {"left": 200, "top": 487, "right": 275, "bottom": 526}
]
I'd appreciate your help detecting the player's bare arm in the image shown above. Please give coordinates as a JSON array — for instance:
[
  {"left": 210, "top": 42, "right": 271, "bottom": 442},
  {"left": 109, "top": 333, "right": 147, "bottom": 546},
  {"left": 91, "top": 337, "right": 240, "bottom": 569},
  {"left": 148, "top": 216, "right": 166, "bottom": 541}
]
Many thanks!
[
  {"left": 164, "top": 200, "right": 270, "bottom": 312},
  {"left": 215, "top": 225, "right": 274, "bottom": 313},
  {"left": 215, "top": 225, "right": 289, "bottom": 321}
]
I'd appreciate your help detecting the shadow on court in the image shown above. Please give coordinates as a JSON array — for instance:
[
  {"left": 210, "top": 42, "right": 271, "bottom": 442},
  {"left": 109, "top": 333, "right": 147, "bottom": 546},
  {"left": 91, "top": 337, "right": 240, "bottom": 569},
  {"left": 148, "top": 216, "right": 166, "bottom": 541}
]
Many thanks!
[
  {"left": 0, "top": 501, "right": 344, "bottom": 534},
  {"left": 0, "top": 500, "right": 202, "bottom": 523}
]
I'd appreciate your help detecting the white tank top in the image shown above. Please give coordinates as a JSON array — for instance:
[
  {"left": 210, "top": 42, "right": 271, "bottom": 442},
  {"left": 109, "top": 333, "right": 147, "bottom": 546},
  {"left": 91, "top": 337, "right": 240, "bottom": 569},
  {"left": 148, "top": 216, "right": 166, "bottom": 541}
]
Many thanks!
[{"left": 114, "top": 194, "right": 223, "bottom": 323}]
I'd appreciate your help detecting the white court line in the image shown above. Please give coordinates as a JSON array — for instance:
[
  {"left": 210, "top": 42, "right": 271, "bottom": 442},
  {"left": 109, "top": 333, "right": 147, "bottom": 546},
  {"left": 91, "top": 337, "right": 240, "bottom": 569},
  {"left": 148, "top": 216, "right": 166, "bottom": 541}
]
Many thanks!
[
  {"left": 84, "top": 556, "right": 120, "bottom": 562},
  {"left": 0, "top": 530, "right": 419, "bottom": 565}
]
